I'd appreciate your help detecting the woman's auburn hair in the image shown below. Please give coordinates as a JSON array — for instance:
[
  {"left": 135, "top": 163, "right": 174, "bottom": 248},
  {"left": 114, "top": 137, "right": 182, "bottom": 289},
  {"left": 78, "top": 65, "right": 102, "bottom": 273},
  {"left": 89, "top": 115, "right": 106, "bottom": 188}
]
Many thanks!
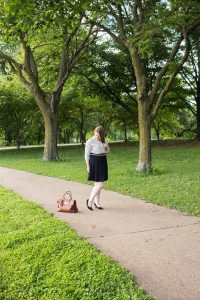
[{"left": 94, "top": 126, "right": 105, "bottom": 143}]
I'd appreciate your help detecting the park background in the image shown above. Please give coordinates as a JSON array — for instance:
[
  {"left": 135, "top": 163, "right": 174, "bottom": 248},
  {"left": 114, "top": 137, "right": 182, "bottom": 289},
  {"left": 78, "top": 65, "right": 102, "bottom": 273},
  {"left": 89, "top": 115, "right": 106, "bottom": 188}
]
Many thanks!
[{"left": 0, "top": 0, "right": 200, "bottom": 299}]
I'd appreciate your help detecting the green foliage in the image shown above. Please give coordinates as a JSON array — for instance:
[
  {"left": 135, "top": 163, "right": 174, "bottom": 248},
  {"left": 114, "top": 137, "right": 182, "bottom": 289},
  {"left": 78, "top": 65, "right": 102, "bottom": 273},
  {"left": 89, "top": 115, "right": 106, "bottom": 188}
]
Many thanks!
[
  {"left": 0, "top": 185, "right": 153, "bottom": 300},
  {"left": 0, "top": 0, "right": 199, "bottom": 161},
  {"left": 0, "top": 0, "right": 92, "bottom": 36},
  {"left": 76, "top": 39, "right": 137, "bottom": 121},
  {"left": 0, "top": 78, "right": 40, "bottom": 146},
  {"left": 59, "top": 76, "right": 117, "bottom": 143},
  {"left": 0, "top": 0, "right": 98, "bottom": 91},
  {"left": 0, "top": 133, "right": 6, "bottom": 146},
  {"left": 152, "top": 80, "right": 197, "bottom": 139}
]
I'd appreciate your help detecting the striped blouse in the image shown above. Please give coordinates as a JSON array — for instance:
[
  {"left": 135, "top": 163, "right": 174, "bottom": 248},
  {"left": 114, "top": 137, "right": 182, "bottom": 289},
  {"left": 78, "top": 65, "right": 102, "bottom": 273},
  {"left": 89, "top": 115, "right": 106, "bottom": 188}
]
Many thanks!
[{"left": 85, "top": 136, "right": 110, "bottom": 161}]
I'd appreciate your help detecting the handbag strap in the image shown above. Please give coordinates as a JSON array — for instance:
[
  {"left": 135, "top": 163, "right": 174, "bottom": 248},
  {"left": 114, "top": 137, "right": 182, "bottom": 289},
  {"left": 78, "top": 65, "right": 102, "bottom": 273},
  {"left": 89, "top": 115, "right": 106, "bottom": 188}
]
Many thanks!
[{"left": 63, "top": 191, "right": 72, "bottom": 201}]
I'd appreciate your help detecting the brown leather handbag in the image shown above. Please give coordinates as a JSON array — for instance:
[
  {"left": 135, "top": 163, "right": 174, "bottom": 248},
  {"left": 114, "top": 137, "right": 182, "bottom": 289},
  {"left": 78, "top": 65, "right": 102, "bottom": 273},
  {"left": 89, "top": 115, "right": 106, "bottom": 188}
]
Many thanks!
[{"left": 57, "top": 191, "right": 78, "bottom": 213}]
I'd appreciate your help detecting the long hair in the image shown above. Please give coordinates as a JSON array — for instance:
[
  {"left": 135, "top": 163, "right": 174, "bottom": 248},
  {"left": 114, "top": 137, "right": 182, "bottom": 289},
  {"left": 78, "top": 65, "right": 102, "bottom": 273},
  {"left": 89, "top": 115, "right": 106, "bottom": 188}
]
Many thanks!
[{"left": 94, "top": 126, "right": 105, "bottom": 143}]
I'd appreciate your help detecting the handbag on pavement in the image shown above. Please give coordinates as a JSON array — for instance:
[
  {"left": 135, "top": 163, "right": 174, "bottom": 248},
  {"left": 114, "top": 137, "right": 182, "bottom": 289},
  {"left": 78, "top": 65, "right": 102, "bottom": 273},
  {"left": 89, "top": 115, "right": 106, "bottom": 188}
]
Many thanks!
[{"left": 57, "top": 191, "right": 78, "bottom": 213}]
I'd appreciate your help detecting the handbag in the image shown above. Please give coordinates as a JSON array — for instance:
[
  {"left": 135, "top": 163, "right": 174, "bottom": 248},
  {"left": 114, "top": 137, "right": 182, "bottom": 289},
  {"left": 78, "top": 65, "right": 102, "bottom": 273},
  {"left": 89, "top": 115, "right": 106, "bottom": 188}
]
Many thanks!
[{"left": 57, "top": 191, "right": 78, "bottom": 213}]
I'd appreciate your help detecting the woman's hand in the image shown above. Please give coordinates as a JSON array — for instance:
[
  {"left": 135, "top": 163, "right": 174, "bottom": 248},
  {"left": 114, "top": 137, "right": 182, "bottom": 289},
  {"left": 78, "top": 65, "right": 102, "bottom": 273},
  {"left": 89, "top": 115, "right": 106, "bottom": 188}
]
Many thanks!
[
  {"left": 103, "top": 143, "right": 110, "bottom": 152},
  {"left": 85, "top": 160, "right": 90, "bottom": 173},
  {"left": 103, "top": 143, "right": 107, "bottom": 150}
]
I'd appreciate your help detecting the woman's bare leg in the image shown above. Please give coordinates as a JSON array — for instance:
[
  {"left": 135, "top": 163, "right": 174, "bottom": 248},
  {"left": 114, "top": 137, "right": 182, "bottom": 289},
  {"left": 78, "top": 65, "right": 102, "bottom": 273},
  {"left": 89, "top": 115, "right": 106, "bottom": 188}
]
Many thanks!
[
  {"left": 94, "top": 190, "right": 101, "bottom": 207},
  {"left": 88, "top": 182, "right": 104, "bottom": 207}
]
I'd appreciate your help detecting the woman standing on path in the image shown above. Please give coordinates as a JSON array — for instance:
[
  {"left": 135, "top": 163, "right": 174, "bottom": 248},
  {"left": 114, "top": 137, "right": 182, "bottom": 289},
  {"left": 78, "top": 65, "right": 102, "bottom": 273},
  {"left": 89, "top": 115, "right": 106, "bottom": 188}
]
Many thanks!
[{"left": 85, "top": 126, "right": 110, "bottom": 210}]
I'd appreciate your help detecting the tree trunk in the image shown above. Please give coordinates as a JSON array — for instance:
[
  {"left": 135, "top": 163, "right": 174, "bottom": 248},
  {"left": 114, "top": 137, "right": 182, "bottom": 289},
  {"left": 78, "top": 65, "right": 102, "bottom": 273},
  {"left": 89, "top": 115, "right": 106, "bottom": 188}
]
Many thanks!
[
  {"left": 43, "top": 111, "right": 59, "bottom": 161},
  {"left": 129, "top": 47, "right": 152, "bottom": 172},
  {"left": 63, "top": 130, "right": 71, "bottom": 143},
  {"left": 80, "top": 109, "right": 85, "bottom": 145},
  {"left": 34, "top": 92, "right": 59, "bottom": 161},
  {"left": 196, "top": 81, "right": 200, "bottom": 140},
  {"left": 5, "top": 130, "right": 12, "bottom": 145},
  {"left": 16, "top": 133, "right": 21, "bottom": 149},
  {"left": 157, "top": 130, "right": 160, "bottom": 141},
  {"left": 154, "top": 124, "right": 160, "bottom": 141},
  {"left": 66, "top": 134, "right": 70, "bottom": 144},
  {"left": 124, "top": 122, "right": 128, "bottom": 142},
  {"left": 136, "top": 99, "right": 152, "bottom": 172},
  {"left": 80, "top": 131, "right": 86, "bottom": 145}
]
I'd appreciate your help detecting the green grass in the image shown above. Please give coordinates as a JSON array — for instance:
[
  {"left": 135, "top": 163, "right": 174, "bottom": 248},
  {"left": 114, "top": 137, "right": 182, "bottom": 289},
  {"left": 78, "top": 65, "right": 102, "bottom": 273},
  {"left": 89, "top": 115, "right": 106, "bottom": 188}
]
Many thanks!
[
  {"left": 0, "top": 142, "right": 200, "bottom": 215},
  {"left": 0, "top": 185, "right": 153, "bottom": 300}
]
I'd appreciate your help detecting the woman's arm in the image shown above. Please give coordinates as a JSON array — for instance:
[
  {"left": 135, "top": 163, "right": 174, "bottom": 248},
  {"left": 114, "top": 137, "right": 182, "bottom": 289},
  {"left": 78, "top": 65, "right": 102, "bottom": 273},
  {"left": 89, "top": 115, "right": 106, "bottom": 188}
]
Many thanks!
[
  {"left": 85, "top": 160, "right": 90, "bottom": 173},
  {"left": 85, "top": 140, "right": 92, "bottom": 172},
  {"left": 103, "top": 140, "right": 110, "bottom": 153}
]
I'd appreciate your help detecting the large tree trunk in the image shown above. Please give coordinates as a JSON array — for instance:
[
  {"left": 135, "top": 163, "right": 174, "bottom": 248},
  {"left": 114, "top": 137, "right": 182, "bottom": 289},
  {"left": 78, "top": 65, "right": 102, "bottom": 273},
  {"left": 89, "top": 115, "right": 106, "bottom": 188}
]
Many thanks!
[
  {"left": 34, "top": 92, "right": 60, "bottom": 161},
  {"left": 129, "top": 48, "right": 152, "bottom": 172},
  {"left": 136, "top": 99, "right": 152, "bottom": 172},
  {"left": 43, "top": 110, "right": 59, "bottom": 161}
]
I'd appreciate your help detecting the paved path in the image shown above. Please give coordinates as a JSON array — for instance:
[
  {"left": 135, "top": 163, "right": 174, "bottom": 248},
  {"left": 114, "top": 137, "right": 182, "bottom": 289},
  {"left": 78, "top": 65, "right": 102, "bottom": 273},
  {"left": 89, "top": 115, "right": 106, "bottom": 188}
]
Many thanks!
[{"left": 0, "top": 167, "right": 200, "bottom": 300}]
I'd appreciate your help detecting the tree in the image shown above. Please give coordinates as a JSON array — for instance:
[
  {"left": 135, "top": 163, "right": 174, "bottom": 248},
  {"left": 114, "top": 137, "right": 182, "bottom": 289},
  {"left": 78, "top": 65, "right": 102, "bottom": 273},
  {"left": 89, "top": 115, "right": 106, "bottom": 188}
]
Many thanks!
[
  {"left": 86, "top": 0, "right": 200, "bottom": 171},
  {"left": 0, "top": 79, "right": 38, "bottom": 148},
  {"left": 0, "top": 0, "right": 98, "bottom": 160},
  {"left": 78, "top": 40, "right": 137, "bottom": 116},
  {"left": 181, "top": 33, "right": 200, "bottom": 139},
  {"left": 112, "top": 106, "right": 137, "bottom": 142},
  {"left": 59, "top": 74, "right": 117, "bottom": 144},
  {"left": 59, "top": 79, "right": 100, "bottom": 145},
  {"left": 151, "top": 76, "right": 196, "bottom": 140}
]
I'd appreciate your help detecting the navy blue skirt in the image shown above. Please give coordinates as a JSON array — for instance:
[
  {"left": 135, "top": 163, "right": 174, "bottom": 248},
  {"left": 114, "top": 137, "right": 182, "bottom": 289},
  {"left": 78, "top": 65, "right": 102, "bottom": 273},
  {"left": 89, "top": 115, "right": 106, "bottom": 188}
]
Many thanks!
[{"left": 88, "top": 153, "right": 108, "bottom": 182}]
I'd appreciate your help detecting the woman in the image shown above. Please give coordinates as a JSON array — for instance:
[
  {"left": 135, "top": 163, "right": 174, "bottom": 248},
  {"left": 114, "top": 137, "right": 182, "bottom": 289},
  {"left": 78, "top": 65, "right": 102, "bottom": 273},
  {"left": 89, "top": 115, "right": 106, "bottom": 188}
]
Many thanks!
[{"left": 85, "top": 126, "right": 110, "bottom": 210}]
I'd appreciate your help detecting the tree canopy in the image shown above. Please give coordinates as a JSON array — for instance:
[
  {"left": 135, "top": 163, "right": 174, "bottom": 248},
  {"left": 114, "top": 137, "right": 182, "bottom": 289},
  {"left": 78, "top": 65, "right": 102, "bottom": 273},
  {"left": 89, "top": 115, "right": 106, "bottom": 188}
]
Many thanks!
[{"left": 0, "top": 0, "right": 200, "bottom": 171}]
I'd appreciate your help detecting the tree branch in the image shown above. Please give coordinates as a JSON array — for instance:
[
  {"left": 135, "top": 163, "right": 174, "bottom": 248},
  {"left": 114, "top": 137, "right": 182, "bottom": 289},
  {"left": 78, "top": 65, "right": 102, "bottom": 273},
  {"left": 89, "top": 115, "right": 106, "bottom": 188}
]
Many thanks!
[
  {"left": 137, "top": 0, "right": 145, "bottom": 24},
  {"left": 151, "top": 34, "right": 191, "bottom": 120},
  {"left": 35, "top": 52, "right": 59, "bottom": 63},
  {"left": 181, "top": 69, "right": 196, "bottom": 91},
  {"left": 20, "top": 36, "right": 39, "bottom": 82},
  {"left": 129, "top": 0, "right": 138, "bottom": 24},
  {"left": 178, "top": 95, "right": 196, "bottom": 116},
  {"left": 0, "top": 36, "right": 48, "bottom": 113},
  {"left": 0, "top": 51, "right": 31, "bottom": 88},
  {"left": 53, "top": 25, "right": 98, "bottom": 95},
  {"left": 103, "top": 1, "right": 127, "bottom": 40},
  {"left": 87, "top": 15, "right": 127, "bottom": 46},
  {"left": 149, "top": 17, "right": 200, "bottom": 108},
  {"left": 0, "top": 51, "right": 23, "bottom": 70},
  {"left": 189, "top": 48, "right": 199, "bottom": 83},
  {"left": 32, "top": 43, "right": 53, "bottom": 51},
  {"left": 18, "top": 33, "right": 48, "bottom": 106},
  {"left": 149, "top": 35, "right": 184, "bottom": 106},
  {"left": 82, "top": 69, "right": 135, "bottom": 115},
  {"left": 116, "top": 4, "right": 127, "bottom": 39}
]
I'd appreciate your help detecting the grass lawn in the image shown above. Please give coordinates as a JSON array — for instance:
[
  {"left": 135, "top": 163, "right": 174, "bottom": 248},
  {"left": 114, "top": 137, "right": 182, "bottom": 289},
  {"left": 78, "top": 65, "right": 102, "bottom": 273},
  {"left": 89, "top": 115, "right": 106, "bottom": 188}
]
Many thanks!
[
  {"left": 0, "top": 185, "right": 153, "bottom": 300},
  {"left": 0, "top": 141, "right": 200, "bottom": 215}
]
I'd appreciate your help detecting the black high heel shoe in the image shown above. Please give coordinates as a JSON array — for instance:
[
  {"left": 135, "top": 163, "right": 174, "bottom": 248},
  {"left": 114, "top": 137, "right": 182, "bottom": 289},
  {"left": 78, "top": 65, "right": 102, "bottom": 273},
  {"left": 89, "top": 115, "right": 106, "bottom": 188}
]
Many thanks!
[
  {"left": 94, "top": 203, "right": 103, "bottom": 210},
  {"left": 86, "top": 199, "right": 93, "bottom": 211}
]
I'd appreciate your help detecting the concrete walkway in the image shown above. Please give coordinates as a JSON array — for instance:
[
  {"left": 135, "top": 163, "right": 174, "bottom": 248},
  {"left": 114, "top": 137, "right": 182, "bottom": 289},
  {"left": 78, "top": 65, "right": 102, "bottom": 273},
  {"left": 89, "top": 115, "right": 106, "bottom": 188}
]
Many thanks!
[{"left": 0, "top": 166, "right": 200, "bottom": 300}]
